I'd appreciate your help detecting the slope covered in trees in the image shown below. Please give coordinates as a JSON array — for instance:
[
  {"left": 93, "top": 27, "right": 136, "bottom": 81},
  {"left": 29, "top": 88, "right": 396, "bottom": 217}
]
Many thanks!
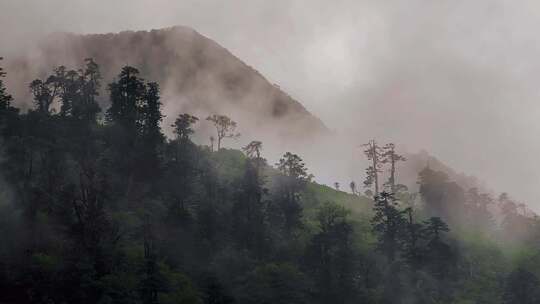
[{"left": 1, "top": 57, "right": 540, "bottom": 304}]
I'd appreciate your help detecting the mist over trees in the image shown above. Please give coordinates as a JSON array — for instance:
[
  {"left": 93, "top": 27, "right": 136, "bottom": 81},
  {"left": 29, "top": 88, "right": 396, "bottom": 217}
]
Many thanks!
[{"left": 0, "top": 58, "right": 540, "bottom": 304}]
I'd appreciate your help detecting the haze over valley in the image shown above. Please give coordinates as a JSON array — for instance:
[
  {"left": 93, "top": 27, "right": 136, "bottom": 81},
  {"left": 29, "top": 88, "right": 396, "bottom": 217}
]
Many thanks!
[
  {"left": 2, "top": 0, "right": 539, "bottom": 210},
  {"left": 2, "top": 2, "right": 540, "bottom": 303}
]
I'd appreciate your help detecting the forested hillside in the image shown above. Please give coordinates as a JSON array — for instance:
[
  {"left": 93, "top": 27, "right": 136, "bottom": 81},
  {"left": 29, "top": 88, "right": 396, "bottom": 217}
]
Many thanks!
[{"left": 1, "top": 58, "right": 540, "bottom": 304}]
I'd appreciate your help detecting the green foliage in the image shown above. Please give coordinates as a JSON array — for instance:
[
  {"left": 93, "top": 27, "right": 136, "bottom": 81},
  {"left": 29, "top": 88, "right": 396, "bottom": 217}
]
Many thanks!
[
  {"left": 158, "top": 263, "right": 201, "bottom": 304},
  {"left": 270, "top": 152, "right": 311, "bottom": 236},
  {"left": 0, "top": 57, "right": 13, "bottom": 111},
  {"left": 371, "top": 192, "right": 406, "bottom": 263},
  {"left": 173, "top": 113, "right": 199, "bottom": 142},
  {"left": 305, "top": 203, "right": 358, "bottom": 304},
  {"left": 1, "top": 60, "right": 540, "bottom": 304},
  {"left": 236, "top": 263, "right": 308, "bottom": 304}
]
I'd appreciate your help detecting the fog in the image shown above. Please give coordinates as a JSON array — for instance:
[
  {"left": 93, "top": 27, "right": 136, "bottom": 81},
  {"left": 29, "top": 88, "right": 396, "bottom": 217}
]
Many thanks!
[{"left": 2, "top": 0, "right": 540, "bottom": 209}]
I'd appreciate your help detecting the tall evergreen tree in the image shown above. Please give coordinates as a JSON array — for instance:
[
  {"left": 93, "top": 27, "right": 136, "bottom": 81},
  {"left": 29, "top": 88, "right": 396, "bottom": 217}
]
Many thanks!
[
  {"left": 362, "top": 139, "right": 383, "bottom": 195},
  {"left": 140, "top": 82, "right": 164, "bottom": 181},
  {"left": 106, "top": 66, "right": 161, "bottom": 196},
  {"left": 382, "top": 143, "right": 406, "bottom": 193},
  {"left": 233, "top": 142, "right": 268, "bottom": 256},
  {"left": 107, "top": 66, "right": 146, "bottom": 134},
  {"left": 402, "top": 207, "right": 425, "bottom": 270},
  {"left": 0, "top": 57, "right": 17, "bottom": 133},
  {"left": 371, "top": 192, "right": 406, "bottom": 263},
  {"left": 305, "top": 202, "right": 357, "bottom": 304},
  {"left": 164, "top": 114, "right": 199, "bottom": 221},
  {"left": 0, "top": 57, "right": 12, "bottom": 110},
  {"left": 142, "top": 82, "right": 163, "bottom": 148},
  {"left": 422, "top": 217, "right": 454, "bottom": 281},
  {"left": 172, "top": 113, "right": 199, "bottom": 142},
  {"left": 79, "top": 58, "right": 101, "bottom": 122},
  {"left": 274, "top": 152, "right": 311, "bottom": 235}
]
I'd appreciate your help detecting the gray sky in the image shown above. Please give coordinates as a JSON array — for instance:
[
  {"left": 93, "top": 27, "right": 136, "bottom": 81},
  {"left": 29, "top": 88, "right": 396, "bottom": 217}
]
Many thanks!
[{"left": 2, "top": 0, "right": 540, "bottom": 208}]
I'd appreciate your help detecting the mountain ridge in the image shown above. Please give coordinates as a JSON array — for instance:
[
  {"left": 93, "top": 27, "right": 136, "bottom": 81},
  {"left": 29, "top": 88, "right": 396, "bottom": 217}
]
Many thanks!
[{"left": 4, "top": 25, "right": 329, "bottom": 146}]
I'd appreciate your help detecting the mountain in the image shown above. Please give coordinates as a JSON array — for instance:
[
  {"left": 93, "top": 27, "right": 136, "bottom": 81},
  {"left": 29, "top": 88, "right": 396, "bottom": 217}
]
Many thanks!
[
  {"left": 5, "top": 26, "right": 528, "bottom": 212},
  {"left": 398, "top": 150, "right": 485, "bottom": 192},
  {"left": 397, "top": 150, "right": 537, "bottom": 217},
  {"left": 3, "top": 26, "right": 328, "bottom": 146}
]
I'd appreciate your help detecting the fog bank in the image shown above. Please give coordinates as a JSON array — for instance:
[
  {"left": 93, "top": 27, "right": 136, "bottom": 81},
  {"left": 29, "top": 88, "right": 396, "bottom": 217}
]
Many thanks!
[{"left": 1, "top": 0, "right": 540, "bottom": 209}]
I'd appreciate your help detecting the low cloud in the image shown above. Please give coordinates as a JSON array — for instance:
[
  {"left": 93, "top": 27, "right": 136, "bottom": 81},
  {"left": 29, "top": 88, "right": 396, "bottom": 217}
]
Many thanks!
[{"left": 2, "top": 0, "right": 540, "bottom": 209}]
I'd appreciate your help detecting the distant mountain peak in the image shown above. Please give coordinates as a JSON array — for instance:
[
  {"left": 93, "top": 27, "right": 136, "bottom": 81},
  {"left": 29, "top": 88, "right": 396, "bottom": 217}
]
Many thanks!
[{"left": 5, "top": 26, "right": 328, "bottom": 146}]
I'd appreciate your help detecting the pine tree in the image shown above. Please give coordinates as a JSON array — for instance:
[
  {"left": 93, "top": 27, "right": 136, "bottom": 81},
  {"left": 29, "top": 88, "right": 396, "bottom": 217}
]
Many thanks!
[
  {"left": 142, "top": 82, "right": 163, "bottom": 148},
  {"left": 164, "top": 114, "right": 199, "bottom": 221},
  {"left": 0, "top": 57, "right": 12, "bottom": 110},
  {"left": 371, "top": 192, "right": 406, "bottom": 262},
  {"left": 274, "top": 152, "right": 311, "bottom": 235},
  {"left": 362, "top": 139, "right": 383, "bottom": 195},
  {"left": 305, "top": 202, "right": 357, "bottom": 304},
  {"left": 0, "top": 57, "right": 17, "bottom": 132},
  {"left": 233, "top": 143, "right": 268, "bottom": 256},
  {"left": 78, "top": 58, "right": 101, "bottom": 122},
  {"left": 140, "top": 82, "right": 164, "bottom": 180},
  {"left": 382, "top": 143, "right": 406, "bottom": 193},
  {"left": 106, "top": 66, "right": 162, "bottom": 195},
  {"left": 107, "top": 66, "right": 146, "bottom": 134},
  {"left": 172, "top": 113, "right": 199, "bottom": 143},
  {"left": 402, "top": 207, "right": 425, "bottom": 270},
  {"left": 422, "top": 217, "right": 453, "bottom": 280}
]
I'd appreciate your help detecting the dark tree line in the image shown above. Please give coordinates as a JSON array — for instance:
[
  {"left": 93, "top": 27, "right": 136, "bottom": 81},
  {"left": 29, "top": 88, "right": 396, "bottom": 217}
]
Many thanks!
[
  {"left": 361, "top": 140, "right": 540, "bottom": 303},
  {"left": 0, "top": 58, "right": 538, "bottom": 304},
  {"left": 0, "top": 59, "right": 356, "bottom": 304}
]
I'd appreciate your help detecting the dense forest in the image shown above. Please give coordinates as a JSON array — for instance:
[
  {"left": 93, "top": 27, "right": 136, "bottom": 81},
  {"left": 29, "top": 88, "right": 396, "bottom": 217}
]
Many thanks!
[{"left": 1, "top": 57, "right": 540, "bottom": 304}]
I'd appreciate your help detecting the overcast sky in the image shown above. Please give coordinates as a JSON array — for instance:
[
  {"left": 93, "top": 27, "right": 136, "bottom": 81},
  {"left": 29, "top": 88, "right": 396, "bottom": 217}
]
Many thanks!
[{"left": 2, "top": 0, "right": 540, "bottom": 208}]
